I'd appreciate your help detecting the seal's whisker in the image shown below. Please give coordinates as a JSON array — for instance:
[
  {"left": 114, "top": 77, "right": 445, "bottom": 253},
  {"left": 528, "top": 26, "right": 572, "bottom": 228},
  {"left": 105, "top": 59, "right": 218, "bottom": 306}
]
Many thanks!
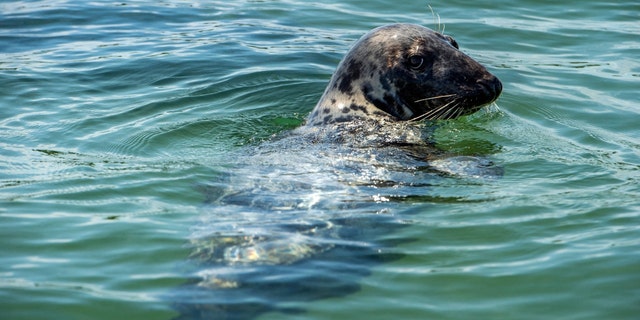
[
  {"left": 437, "top": 101, "right": 461, "bottom": 120},
  {"left": 409, "top": 104, "right": 439, "bottom": 122},
  {"left": 409, "top": 98, "right": 458, "bottom": 122},
  {"left": 414, "top": 94, "right": 457, "bottom": 103},
  {"left": 426, "top": 100, "right": 457, "bottom": 121},
  {"left": 453, "top": 106, "right": 464, "bottom": 119},
  {"left": 453, "top": 104, "right": 465, "bottom": 119},
  {"left": 437, "top": 105, "right": 453, "bottom": 120},
  {"left": 427, "top": 5, "right": 444, "bottom": 34},
  {"left": 447, "top": 104, "right": 463, "bottom": 120},
  {"left": 449, "top": 104, "right": 464, "bottom": 120},
  {"left": 437, "top": 106, "right": 451, "bottom": 120}
]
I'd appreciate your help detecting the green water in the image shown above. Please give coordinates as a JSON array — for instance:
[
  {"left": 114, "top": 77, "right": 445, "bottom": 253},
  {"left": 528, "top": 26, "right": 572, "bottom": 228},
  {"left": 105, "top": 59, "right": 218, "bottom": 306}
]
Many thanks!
[{"left": 1, "top": 1, "right": 639, "bottom": 319}]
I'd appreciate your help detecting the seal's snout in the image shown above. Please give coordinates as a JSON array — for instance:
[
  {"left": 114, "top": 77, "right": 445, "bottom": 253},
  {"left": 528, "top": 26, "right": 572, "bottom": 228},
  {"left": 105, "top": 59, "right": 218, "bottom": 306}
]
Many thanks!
[{"left": 477, "top": 75, "right": 502, "bottom": 104}]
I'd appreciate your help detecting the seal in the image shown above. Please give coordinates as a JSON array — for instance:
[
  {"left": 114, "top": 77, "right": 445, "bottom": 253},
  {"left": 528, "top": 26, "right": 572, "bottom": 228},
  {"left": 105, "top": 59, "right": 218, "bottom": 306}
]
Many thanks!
[
  {"left": 172, "top": 24, "right": 505, "bottom": 320},
  {"left": 306, "top": 23, "right": 502, "bottom": 126}
]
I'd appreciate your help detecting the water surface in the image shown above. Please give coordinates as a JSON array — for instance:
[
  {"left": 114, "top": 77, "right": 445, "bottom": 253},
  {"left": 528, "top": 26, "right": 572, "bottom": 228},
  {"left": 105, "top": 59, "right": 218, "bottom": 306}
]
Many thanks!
[{"left": 1, "top": 1, "right": 639, "bottom": 319}]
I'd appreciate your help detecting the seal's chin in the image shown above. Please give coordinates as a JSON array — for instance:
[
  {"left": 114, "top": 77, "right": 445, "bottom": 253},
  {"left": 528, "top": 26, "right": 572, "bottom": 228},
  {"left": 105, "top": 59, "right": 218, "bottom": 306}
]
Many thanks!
[
  {"left": 408, "top": 98, "right": 469, "bottom": 121},
  {"left": 412, "top": 97, "right": 493, "bottom": 121}
]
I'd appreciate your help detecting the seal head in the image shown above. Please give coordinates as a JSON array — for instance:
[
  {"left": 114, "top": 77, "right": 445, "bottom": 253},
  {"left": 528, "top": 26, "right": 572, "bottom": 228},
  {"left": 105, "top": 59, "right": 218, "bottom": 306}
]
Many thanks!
[{"left": 306, "top": 24, "right": 502, "bottom": 126}]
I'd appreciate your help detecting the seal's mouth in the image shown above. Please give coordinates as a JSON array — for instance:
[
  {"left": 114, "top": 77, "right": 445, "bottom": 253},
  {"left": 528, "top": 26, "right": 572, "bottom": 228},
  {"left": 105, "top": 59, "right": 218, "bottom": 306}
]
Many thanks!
[{"left": 410, "top": 74, "right": 502, "bottom": 121}]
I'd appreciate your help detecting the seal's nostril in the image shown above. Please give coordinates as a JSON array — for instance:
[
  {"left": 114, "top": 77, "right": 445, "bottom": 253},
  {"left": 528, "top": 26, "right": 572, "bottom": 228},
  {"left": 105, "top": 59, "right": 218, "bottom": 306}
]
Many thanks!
[
  {"left": 492, "top": 76, "right": 503, "bottom": 98},
  {"left": 477, "top": 75, "right": 502, "bottom": 102}
]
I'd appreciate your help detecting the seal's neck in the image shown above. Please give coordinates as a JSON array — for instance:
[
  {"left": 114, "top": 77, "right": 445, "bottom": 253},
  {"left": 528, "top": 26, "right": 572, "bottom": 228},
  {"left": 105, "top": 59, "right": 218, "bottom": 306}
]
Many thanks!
[{"left": 305, "top": 82, "right": 398, "bottom": 127}]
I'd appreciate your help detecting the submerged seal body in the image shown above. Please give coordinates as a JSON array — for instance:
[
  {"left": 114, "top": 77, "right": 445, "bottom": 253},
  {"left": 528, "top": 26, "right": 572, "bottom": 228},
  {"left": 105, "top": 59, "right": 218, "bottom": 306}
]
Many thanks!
[{"left": 306, "top": 23, "right": 502, "bottom": 126}]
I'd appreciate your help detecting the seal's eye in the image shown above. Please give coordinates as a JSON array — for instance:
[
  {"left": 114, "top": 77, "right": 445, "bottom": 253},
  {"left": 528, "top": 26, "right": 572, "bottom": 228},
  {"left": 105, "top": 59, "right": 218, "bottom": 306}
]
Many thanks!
[{"left": 408, "top": 55, "right": 425, "bottom": 70}]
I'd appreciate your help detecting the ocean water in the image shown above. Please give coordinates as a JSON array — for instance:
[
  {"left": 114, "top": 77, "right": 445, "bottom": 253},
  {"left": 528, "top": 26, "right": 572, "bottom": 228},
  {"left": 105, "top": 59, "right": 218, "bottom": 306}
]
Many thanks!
[{"left": 1, "top": 1, "right": 639, "bottom": 319}]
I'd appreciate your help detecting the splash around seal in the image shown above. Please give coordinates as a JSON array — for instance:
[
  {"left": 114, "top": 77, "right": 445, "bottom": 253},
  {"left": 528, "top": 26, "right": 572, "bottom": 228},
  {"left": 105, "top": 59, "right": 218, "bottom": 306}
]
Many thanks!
[{"left": 306, "top": 23, "right": 502, "bottom": 126}]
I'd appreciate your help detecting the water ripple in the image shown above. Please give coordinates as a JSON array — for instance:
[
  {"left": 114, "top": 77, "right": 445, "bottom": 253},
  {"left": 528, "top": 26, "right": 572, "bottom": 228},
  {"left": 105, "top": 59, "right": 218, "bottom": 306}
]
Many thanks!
[{"left": 2, "top": 1, "right": 640, "bottom": 319}]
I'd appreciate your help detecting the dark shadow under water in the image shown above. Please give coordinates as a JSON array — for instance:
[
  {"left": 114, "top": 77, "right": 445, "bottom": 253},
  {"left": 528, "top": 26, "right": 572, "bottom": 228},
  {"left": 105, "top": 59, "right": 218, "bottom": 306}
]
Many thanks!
[{"left": 171, "top": 214, "right": 409, "bottom": 320}]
